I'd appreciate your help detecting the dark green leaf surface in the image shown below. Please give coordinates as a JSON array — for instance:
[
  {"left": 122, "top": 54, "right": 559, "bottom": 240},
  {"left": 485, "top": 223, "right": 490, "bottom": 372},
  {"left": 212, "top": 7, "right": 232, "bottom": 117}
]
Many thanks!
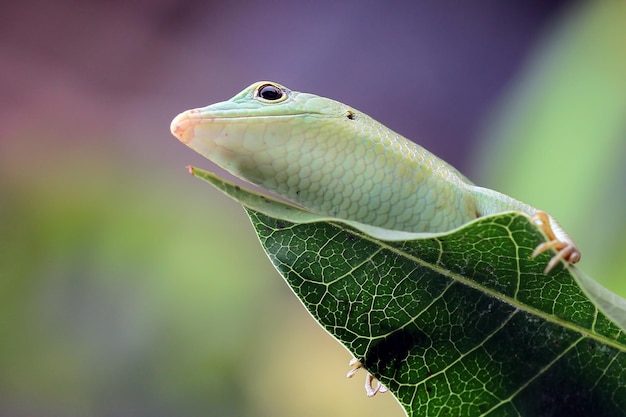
[{"left": 192, "top": 167, "right": 626, "bottom": 417}]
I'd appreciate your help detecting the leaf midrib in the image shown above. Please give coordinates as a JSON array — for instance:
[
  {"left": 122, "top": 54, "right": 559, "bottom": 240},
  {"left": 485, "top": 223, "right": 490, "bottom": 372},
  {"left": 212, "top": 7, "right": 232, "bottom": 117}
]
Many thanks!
[{"left": 327, "top": 219, "right": 626, "bottom": 352}]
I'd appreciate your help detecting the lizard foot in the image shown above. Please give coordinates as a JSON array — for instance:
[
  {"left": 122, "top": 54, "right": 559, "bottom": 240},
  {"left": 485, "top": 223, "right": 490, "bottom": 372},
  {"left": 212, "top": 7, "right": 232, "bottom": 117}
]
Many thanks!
[
  {"left": 531, "top": 211, "right": 581, "bottom": 273},
  {"left": 347, "top": 357, "right": 387, "bottom": 397}
]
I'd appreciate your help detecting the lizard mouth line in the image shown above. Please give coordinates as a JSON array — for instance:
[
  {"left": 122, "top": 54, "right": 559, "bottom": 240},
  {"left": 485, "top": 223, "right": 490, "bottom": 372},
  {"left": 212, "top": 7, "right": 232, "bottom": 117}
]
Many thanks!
[{"left": 170, "top": 112, "right": 318, "bottom": 143}]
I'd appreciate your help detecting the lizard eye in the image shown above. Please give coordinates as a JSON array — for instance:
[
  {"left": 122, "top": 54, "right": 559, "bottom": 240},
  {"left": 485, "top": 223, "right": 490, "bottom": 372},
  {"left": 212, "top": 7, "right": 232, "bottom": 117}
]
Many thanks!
[{"left": 255, "top": 83, "right": 287, "bottom": 103}]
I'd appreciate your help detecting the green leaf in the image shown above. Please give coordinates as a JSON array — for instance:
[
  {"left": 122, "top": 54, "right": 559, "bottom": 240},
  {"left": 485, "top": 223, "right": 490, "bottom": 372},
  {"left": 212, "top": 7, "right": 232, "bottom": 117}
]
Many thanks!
[{"left": 191, "top": 167, "right": 626, "bottom": 417}]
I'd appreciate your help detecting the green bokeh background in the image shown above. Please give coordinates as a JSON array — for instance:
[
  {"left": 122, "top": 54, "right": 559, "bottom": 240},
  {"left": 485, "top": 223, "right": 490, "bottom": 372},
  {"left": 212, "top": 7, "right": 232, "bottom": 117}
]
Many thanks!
[{"left": 1, "top": 2, "right": 625, "bottom": 416}]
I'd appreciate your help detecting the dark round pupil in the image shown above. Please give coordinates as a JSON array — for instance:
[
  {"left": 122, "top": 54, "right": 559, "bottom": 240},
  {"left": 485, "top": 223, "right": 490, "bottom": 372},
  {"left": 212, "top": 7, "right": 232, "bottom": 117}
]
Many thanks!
[{"left": 258, "top": 84, "right": 283, "bottom": 101}]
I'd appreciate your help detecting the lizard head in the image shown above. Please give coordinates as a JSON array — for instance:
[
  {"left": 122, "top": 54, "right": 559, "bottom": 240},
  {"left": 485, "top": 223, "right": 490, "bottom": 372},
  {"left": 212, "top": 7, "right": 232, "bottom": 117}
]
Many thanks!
[
  {"left": 170, "top": 81, "right": 376, "bottom": 189},
  {"left": 170, "top": 81, "right": 424, "bottom": 229}
]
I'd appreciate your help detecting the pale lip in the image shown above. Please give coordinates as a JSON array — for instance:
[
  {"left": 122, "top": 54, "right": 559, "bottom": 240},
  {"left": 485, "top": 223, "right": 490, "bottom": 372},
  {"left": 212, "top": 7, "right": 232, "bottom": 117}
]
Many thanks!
[{"left": 170, "top": 109, "right": 201, "bottom": 144}]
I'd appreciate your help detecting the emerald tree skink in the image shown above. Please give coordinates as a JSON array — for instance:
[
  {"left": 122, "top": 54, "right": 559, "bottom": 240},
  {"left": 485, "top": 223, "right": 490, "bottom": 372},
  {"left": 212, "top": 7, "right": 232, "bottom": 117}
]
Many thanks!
[
  {"left": 170, "top": 81, "right": 580, "bottom": 273},
  {"left": 170, "top": 81, "right": 581, "bottom": 396}
]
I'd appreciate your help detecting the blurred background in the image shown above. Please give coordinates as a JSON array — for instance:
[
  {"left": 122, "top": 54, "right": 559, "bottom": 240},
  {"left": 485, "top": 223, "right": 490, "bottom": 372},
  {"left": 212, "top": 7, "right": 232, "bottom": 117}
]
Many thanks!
[{"left": 1, "top": 1, "right": 625, "bottom": 416}]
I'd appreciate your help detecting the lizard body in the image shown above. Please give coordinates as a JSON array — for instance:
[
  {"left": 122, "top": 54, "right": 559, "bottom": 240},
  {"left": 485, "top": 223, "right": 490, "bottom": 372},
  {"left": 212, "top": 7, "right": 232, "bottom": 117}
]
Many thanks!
[{"left": 170, "top": 81, "right": 579, "bottom": 273}]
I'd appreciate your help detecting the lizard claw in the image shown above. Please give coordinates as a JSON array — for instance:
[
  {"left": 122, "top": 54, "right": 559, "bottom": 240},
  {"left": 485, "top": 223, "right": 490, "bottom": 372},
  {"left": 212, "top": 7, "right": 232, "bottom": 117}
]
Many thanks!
[
  {"left": 531, "top": 212, "right": 581, "bottom": 273},
  {"left": 347, "top": 358, "right": 388, "bottom": 397}
]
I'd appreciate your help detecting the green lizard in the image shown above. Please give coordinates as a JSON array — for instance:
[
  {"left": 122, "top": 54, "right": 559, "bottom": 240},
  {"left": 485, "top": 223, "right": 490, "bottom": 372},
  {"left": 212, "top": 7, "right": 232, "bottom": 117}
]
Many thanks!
[{"left": 170, "top": 81, "right": 581, "bottom": 395}]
